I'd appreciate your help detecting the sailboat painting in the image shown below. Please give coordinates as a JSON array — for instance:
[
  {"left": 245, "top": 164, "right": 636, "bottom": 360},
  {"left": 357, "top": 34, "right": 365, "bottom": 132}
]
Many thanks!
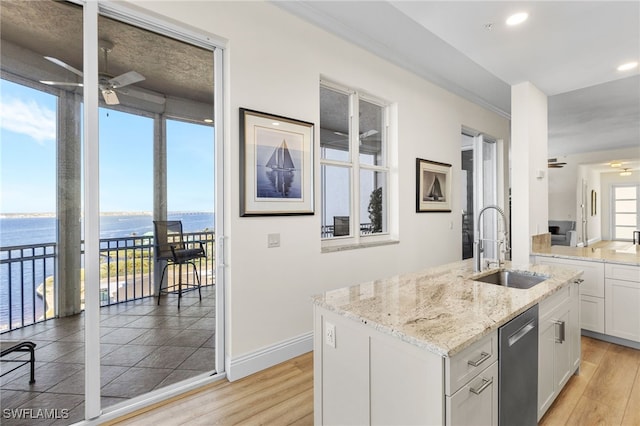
[
  {"left": 255, "top": 127, "right": 303, "bottom": 199},
  {"left": 240, "top": 108, "right": 314, "bottom": 216},
  {"left": 416, "top": 158, "right": 452, "bottom": 212}
]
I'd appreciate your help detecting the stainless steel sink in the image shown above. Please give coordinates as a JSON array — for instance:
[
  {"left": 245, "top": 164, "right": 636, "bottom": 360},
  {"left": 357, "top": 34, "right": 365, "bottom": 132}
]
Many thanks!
[{"left": 473, "top": 270, "right": 549, "bottom": 289}]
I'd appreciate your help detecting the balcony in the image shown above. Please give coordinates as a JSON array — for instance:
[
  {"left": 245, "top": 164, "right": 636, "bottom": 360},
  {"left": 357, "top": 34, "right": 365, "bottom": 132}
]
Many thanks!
[{"left": 0, "top": 234, "right": 216, "bottom": 425}]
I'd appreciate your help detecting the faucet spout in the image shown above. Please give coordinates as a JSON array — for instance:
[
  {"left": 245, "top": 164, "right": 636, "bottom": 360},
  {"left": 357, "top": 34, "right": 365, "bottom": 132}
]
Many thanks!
[{"left": 474, "top": 205, "right": 509, "bottom": 272}]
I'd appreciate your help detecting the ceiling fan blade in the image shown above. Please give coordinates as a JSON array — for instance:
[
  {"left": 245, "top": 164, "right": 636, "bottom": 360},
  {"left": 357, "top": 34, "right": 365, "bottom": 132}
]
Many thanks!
[
  {"left": 40, "top": 80, "right": 83, "bottom": 87},
  {"left": 117, "top": 86, "right": 166, "bottom": 105},
  {"left": 44, "top": 56, "right": 83, "bottom": 77},
  {"left": 108, "top": 71, "right": 145, "bottom": 89},
  {"left": 102, "top": 89, "right": 120, "bottom": 105},
  {"left": 360, "top": 129, "right": 379, "bottom": 139}
]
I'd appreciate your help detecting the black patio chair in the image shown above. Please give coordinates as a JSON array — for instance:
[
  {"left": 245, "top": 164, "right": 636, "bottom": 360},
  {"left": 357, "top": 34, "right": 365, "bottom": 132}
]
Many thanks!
[
  {"left": 1, "top": 341, "right": 36, "bottom": 384},
  {"left": 153, "top": 220, "right": 206, "bottom": 308}
]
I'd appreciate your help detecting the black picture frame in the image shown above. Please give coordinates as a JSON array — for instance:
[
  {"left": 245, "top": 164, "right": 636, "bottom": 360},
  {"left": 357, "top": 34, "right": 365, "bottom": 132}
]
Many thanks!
[
  {"left": 239, "top": 108, "right": 315, "bottom": 216},
  {"left": 416, "top": 158, "right": 452, "bottom": 213}
]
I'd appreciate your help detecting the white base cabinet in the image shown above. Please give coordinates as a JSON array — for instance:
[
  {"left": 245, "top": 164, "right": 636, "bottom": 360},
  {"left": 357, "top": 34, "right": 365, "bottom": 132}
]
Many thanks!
[
  {"left": 314, "top": 306, "right": 498, "bottom": 425},
  {"left": 605, "top": 264, "right": 640, "bottom": 342},
  {"left": 537, "top": 281, "right": 581, "bottom": 421}
]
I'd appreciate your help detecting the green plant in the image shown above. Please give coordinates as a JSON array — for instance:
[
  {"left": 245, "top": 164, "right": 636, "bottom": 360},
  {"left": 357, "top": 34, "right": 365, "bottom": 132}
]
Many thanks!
[{"left": 368, "top": 187, "right": 383, "bottom": 233}]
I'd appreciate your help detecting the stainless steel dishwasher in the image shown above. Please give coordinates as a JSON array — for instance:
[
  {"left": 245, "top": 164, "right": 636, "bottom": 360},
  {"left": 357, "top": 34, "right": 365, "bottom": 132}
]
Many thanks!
[{"left": 499, "top": 304, "right": 538, "bottom": 425}]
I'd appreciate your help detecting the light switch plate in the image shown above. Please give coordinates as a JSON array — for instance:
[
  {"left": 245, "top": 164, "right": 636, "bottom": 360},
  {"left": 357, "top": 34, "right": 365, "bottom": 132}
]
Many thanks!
[{"left": 267, "top": 233, "right": 280, "bottom": 248}]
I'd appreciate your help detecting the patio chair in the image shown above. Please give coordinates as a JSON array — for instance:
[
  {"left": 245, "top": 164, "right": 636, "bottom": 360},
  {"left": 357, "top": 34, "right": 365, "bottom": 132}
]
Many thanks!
[
  {"left": 153, "top": 220, "right": 206, "bottom": 308},
  {"left": 1, "top": 341, "right": 36, "bottom": 384}
]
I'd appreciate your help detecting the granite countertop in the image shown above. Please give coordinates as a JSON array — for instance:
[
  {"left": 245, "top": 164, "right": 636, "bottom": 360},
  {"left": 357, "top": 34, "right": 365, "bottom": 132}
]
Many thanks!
[
  {"left": 312, "top": 259, "right": 582, "bottom": 358},
  {"left": 533, "top": 245, "right": 640, "bottom": 266}
]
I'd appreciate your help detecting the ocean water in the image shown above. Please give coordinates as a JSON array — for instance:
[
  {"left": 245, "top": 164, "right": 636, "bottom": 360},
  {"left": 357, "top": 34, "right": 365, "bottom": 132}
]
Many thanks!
[{"left": 0, "top": 212, "right": 214, "bottom": 331}]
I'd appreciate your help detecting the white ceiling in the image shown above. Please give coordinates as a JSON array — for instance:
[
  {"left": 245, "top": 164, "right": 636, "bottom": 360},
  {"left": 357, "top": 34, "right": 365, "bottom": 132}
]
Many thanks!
[{"left": 275, "top": 1, "right": 640, "bottom": 160}]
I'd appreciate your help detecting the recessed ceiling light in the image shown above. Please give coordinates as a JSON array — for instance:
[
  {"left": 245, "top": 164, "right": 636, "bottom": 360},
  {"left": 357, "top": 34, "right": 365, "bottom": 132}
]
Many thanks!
[
  {"left": 272, "top": 122, "right": 280, "bottom": 126},
  {"left": 506, "top": 12, "right": 528, "bottom": 26},
  {"left": 617, "top": 61, "right": 638, "bottom": 71},
  {"left": 610, "top": 162, "right": 622, "bottom": 168},
  {"left": 203, "top": 118, "right": 213, "bottom": 123}
]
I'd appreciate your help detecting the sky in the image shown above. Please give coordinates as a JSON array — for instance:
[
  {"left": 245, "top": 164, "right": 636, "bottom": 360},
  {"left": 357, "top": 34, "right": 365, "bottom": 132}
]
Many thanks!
[{"left": 0, "top": 78, "right": 215, "bottom": 214}]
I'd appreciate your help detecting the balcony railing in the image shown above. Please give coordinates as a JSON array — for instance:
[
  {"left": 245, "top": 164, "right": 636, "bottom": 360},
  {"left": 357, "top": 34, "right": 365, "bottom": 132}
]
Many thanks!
[
  {"left": 321, "top": 223, "right": 374, "bottom": 238},
  {"left": 0, "top": 231, "right": 215, "bottom": 333}
]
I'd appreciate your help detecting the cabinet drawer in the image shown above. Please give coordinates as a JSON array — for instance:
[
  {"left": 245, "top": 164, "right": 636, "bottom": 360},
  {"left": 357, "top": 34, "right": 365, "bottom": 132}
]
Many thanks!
[
  {"left": 605, "top": 263, "right": 640, "bottom": 282},
  {"left": 539, "top": 285, "right": 570, "bottom": 319},
  {"left": 445, "top": 331, "right": 498, "bottom": 396},
  {"left": 446, "top": 361, "right": 498, "bottom": 426}
]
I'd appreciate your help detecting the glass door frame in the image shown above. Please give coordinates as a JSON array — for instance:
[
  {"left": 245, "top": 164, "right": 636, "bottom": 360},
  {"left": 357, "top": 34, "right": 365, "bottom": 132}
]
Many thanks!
[{"left": 80, "top": 1, "right": 227, "bottom": 420}]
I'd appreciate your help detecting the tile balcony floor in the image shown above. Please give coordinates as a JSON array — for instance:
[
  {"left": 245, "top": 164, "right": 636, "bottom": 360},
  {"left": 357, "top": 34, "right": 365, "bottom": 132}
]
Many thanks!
[{"left": 0, "top": 285, "right": 216, "bottom": 426}]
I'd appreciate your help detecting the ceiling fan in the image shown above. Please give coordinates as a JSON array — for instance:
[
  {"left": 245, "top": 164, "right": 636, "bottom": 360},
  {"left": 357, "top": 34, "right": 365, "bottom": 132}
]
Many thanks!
[
  {"left": 333, "top": 129, "right": 379, "bottom": 144},
  {"left": 40, "top": 40, "right": 149, "bottom": 106},
  {"left": 548, "top": 158, "right": 567, "bottom": 168}
]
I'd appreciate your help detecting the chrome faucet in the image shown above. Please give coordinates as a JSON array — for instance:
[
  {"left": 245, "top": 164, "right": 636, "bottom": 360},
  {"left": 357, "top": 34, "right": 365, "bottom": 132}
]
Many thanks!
[{"left": 474, "top": 205, "right": 509, "bottom": 272}]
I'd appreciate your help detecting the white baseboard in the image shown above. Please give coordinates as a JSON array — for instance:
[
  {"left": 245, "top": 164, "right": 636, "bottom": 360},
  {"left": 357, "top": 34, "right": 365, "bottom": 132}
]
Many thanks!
[{"left": 226, "top": 331, "right": 313, "bottom": 381}]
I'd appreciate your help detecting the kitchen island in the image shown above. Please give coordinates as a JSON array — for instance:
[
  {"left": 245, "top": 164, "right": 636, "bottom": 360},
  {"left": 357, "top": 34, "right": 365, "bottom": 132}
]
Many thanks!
[{"left": 312, "top": 259, "right": 583, "bottom": 425}]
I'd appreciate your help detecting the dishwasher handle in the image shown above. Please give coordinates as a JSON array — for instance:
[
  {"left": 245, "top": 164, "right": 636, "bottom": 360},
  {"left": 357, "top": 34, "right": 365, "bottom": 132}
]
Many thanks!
[{"left": 507, "top": 319, "right": 536, "bottom": 347}]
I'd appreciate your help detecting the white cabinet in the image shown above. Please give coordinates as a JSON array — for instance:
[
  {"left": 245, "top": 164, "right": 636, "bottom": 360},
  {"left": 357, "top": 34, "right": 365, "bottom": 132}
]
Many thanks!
[
  {"left": 605, "top": 264, "right": 640, "bottom": 342},
  {"left": 445, "top": 332, "right": 498, "bottom": 426},
  {"left": 537, "top": 282, "right": 580, "bottom": 420},
  {"left": 446, "top": 361, "right": 498, "bottom": 426},
  {"left": 536, "top": 257, "right": 605, "bottom": 333},
  {"left": 314, "top": 306, "right": 498, "bottom": 425}
]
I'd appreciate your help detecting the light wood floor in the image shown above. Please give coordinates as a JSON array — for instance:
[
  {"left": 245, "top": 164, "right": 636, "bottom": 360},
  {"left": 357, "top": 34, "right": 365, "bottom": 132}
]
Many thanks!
[
  {"left": 108, "top": 336, "right": 639, "bottom": 425},
  {"left": 105, "top": 352, "right": 313, "bottom": 426}
]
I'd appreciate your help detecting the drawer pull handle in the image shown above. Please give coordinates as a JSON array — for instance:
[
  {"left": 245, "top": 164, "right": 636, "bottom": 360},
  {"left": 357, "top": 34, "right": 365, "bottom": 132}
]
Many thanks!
[
  {"left": 470, "top": 377, "right": 493, "bottom": 395},
  {"left": 467, "top": 351, "right": 491, "bottom": 367},
  {"left": 554, "top": 320, "right": 565, "bottom": 343}
]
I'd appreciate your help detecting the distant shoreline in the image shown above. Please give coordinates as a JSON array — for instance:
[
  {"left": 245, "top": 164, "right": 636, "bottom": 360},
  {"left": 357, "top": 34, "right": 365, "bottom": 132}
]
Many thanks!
[{"left": 0, "top": 211, "right": 212, "bottom": 219}]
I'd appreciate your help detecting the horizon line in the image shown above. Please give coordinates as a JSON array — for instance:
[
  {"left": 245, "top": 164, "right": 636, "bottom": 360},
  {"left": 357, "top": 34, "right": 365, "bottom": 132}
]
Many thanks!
[{"left": 0, "top": 211, "right": 214, "bottom": 218}]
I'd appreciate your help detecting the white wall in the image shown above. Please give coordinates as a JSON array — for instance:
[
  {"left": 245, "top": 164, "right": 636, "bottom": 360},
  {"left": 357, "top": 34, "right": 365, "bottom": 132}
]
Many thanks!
[{"left": 128, "top": 0, "right": 510, "bottom": 379}]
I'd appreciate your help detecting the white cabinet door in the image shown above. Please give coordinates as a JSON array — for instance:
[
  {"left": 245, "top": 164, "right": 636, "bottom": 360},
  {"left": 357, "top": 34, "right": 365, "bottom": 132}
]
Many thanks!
[
  {"left": 538, "top": 314, "right": 556, "bottom": 419},
  {"left": 605, "top": 278, "right": 640, "bottom": 342},
  {"left": 538, "top": 283, "right": 578, "bottom": 420},
  {"left": 447, "top": 361, "right": 498, "bottom": 426},
  {"left": 554, "top": 309, "right": 572, "bottom": 390},
  {"left": 580, "top": 295, "right": 605, "bottom": 333}
]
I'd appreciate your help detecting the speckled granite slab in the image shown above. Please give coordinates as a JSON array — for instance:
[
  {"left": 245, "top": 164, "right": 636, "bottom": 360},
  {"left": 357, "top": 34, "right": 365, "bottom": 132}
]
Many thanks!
[
  {"left": 533, "top": 245, "right": 640, "bottom": 266},
  {"left": 312, "top": 259, "right": 582, "bottom": 357}
]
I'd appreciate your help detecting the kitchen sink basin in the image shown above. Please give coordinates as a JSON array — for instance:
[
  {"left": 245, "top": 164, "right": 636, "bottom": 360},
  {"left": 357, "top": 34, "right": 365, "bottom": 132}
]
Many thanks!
[{"left": 473, "top": 270, "right": 549, "bottom": 289}]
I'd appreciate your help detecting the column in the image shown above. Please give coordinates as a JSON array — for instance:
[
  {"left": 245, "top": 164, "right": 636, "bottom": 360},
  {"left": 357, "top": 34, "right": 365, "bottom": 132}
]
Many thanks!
[
  {"left": 56, "top": 91, "right": 82, "bottom": 316},
  {"left": 153, "top": 114, "right": 167, "bottom": 293},
  {"left": 511, "top": 82, "right": 549, "bottom": 267}
]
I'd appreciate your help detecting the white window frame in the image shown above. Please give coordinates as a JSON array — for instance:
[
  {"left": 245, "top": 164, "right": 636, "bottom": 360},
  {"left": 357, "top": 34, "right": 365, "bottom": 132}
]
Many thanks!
[{"left": 320, "top": 80, "right": 396, "bottom": 251}]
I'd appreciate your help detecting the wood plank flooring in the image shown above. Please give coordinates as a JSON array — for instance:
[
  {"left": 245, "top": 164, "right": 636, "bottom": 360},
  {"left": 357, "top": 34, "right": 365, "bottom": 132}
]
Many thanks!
[
  {"left": 105, "top": 353, "right": 313, "bottom": 426},
  {"left": 108, "top": 336, "right": 639, "bottom": 425}
]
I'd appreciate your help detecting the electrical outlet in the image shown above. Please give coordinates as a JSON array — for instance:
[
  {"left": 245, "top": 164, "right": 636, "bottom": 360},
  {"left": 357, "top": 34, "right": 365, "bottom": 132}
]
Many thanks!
[{"left": 325, "top": 322, "right": 336, "bottom": 348}]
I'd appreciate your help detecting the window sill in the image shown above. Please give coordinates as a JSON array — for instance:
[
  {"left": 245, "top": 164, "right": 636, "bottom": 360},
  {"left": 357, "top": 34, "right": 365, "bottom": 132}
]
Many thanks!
[{"left": 321, "top": 238, "right": 399, "bottom": 253}]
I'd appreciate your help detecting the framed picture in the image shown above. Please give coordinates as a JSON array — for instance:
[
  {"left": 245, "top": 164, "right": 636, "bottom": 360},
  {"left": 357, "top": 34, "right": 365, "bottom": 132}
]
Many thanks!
[
  {"left": 240, "top": 108, "right": 314, "bottom": 216},
  {"left": 416, "top": 158, "right": 452, "bottom": 213}
]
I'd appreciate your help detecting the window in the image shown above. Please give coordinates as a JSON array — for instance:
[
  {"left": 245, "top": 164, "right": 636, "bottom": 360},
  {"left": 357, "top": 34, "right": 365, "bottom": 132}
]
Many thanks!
[
  {"left": 612, "top": 184, "right": 639, "bottom": 240},
  {"left": 320, "top": 81, "right": 390, "bottom": 245}
]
